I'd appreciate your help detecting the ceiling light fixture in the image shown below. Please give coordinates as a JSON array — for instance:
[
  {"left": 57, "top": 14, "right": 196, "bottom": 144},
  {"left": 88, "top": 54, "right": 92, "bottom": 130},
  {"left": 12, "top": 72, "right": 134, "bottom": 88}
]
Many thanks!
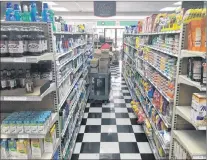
[
  {"left": 173, "top": 2, "right": 182, "bottom": 5},
  {"left": 51, "top": 7, "right": 69, "bottom": 11},
  {"left": 160, "top": 7, "right": 177, "bottom": 11}
]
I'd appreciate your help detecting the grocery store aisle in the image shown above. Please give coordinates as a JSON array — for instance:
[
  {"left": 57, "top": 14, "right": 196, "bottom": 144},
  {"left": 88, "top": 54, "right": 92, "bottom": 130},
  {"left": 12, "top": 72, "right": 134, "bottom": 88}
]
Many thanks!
[{"left": 71, "top": 62, "right": 154, "bottom": 160}]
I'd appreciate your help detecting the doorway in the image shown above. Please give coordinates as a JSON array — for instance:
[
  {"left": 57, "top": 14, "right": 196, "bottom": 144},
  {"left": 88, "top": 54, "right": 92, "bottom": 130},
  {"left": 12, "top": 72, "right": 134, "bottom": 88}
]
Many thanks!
[{"left": 104, "top": 28, "right": 125, "bottom": 51}]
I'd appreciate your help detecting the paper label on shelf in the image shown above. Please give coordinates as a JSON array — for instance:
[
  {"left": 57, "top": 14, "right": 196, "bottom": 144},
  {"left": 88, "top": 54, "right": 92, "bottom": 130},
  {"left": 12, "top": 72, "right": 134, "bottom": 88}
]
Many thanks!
[
  {"left": 26, "top": 57, "right": 37, "bottom": 63},
  {"left": 18, "top": 134, "right": 29, "bottom": 138},
  {"left": 14, "top": 58, "right": 26, "bottom": 63},
  {"left": 3, "top": 96, "right": 27, "bottom": 101},
  {"left": 192, "top": 155, "right": 206, "bottom": 159}
]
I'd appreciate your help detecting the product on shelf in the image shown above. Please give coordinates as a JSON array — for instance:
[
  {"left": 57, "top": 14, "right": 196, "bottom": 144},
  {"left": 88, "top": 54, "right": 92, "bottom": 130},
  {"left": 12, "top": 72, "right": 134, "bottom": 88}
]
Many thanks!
[
  {"left": 187, "top": 57, "right": 202, "bottom": 82},
  {"left": 31, "top": 139, "right": 44, "bottom": 158},
  {"left": 184, "top": 8, "right": 206, "bottom": 52},
  {"left": 191, "top": 92, "right": 207, "bottom": 127},
  {"left": 1, "top": 111, "right": 52, "bottom": 134},
  {"left": 44, "top": 124, "right": 56, "bottom": 152}
]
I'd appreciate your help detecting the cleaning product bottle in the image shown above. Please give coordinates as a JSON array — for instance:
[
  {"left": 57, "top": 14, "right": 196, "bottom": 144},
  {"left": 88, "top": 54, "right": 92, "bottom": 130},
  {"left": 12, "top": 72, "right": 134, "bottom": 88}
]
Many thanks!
[
  {"left": 5, "top": 2, "right": 13, "bottom": 21},
  {"left": 42, "top": 3, "right": 49, "bottom": 22},
  {"left": 48, "top": 5, "right": 56, "bottom": 31},
  {"left": 13, "top": 4, "right": 21, "bottom": 21},
  {"left": 22, "top": 5, "right": 31, "bottom": 22},
  {"left": 30, "top": 2, "right": 37, "bottom": 22}
]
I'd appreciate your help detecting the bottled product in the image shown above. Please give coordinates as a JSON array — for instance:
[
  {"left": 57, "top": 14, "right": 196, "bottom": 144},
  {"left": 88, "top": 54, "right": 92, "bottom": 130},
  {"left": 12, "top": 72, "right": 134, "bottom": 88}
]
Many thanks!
[
  {"left": 7, "top": 69, "right": 16, "bottom": 90},
  {"left": 40, "top": 29, "right": 47, "bottom": 53},
  {"left": 48, "top": 6, "right": 56, "bottom": 31},
  {"left": 0, "top": 27, "right": 9, "bottom": 57},
  {"left": 28, "top": 27, "right": 42, "bottom": 55},
  {"left": 22, "top": 27, "right": 29, "bottom": 54},
  {"left": 25, "top": 69, "right": 34, "bottom": 93},
  {"left": 1, "top": 70, "right": 7, "bottom": 90},
  {"left": 42, "top": 3, "right": 49, "bottom": 22},
  {"left": 13, "top": 4, "right": 21, "bottom": 21},
  {"left": 22, "top": 5, "right": 31, "bottom": 22},
  {"left": 30, "top": 2, "right": 38, "bottom": 22},
  {"left": 17, "top": 69, "right": 26, "bottom": 88},
  {"left": 8, "top": 26, "right": 24, "bottom": 57},
  {"left": 6, "top": 2, "right": 13, "bottom": 21}
]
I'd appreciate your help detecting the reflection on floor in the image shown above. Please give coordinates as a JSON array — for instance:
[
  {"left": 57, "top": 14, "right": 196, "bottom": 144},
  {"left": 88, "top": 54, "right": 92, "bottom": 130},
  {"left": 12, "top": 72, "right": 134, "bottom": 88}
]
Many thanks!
[{"left": 71, "top": 63, "right": 155, "bottom": 160}]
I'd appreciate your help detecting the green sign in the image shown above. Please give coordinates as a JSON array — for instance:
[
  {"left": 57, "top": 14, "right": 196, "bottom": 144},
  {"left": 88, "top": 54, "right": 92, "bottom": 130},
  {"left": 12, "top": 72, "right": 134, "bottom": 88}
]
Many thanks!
[{"left": 97, "top": 21, "right": 116, "bottom": 26}]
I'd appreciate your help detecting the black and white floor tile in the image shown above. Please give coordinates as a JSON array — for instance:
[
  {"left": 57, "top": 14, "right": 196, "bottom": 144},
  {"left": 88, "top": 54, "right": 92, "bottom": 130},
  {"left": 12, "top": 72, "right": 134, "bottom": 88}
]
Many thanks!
[{"left": 72, "top": 62, "right": 155, "bottom": 160}]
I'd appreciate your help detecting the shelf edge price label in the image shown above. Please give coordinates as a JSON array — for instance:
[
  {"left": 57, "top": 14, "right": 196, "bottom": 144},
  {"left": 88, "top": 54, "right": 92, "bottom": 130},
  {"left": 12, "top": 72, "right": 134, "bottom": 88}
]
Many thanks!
[
  {"left": 18, "top": 134, "right": 29, "bottom": 138},
  {"left": 14, "top": 58, "right": 26, "bottom": 63},
  {"left": 3, "top": 96, "right": 27, "bottom": 101}
]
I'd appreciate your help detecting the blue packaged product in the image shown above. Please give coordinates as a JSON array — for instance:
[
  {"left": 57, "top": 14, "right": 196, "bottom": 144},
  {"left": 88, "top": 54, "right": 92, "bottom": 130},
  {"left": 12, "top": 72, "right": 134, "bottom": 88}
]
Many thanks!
[
  {"left": 30, "top": 2, "right": 38, "bottom": 22},
  {"left": 13, "top": 4, "right": 21, "bottom": 21},
  {"left": 6, "top": 2, "right": 13, "bottom": 21},
  {"left": 42, "top": 3, "right": 50, "bottom": 22}
]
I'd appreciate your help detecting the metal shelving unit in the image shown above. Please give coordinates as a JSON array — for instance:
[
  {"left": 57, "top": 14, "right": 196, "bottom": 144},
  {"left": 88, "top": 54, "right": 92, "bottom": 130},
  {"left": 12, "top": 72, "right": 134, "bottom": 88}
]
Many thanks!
[
  {"left": 122, "top": 3, "right": 207, "bottom": 159},
  {"left": 169, "top": 2, "right": 207, "bottom": 159},
  {"left": 0, "top": 22, "right": 61, "bottom": 159},
  {"left": 0, "top": 21, "right": 94, "bottom": 160}
]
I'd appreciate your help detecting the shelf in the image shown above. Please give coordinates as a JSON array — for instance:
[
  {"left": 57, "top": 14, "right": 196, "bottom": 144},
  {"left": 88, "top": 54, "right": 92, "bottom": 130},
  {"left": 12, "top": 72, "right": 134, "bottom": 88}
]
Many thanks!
[
  {"left": 181, "top": 50, "right": 206, "bottom": 59},
  {"left": 56, "top": 56, "right": 73, "bottom": 70},
  {"left": 146, "top": 45, "right": 178, "bottom": 58},
  {"left": 73, "top": 62, "right": 83, "bottom": 74},
  {"left": 61, "top": 88, "right": 83, "bottom": 138},
  {"left": 0, "top": 82, "right": 56, "bottom": 101},
  {"left": 124, "top": 51, "right": 136, "bottom": 63},
  {"left": 144, "top": 60, "right": 174, "bottom": 81},
  {"left": 56, "top": 49, "right": 73, "bottom": 60},
  {"left": 1, "top": 52, "right": 54, "bottom": 63},
  {"left": 62, "top": 108, "right": 81, "bottom": 158},
  {"left": 54, "top": 32, "right": 87, "bottom": 35},
  {"left": 124, "top": 30, "right": 180, "bottom": 36},
  {"left": 135, "top": 67, "right": 145, "bottom": 78},
  {"left": 1, "top": 113, "right": 58, "bottom": 139},
  {"left": 58, "top": 71, "right": 83, "bottom": 111},
  {"left": 58, "top": 69, "right": 73, "bottom": 88},
  {"left": 73, "top": 51, "right": 84, "bottom": 60},
  {"left": 178, "top": 75, "right": 206, "bottom": 91},
  {"left": 143, "top": 126, "right": 167, "bottom": 160},
  {"left": 176, "top": 106, "right": 206, "bottom": 130},
  {"left": 41, "top": 138, "right": 60, "bottom": 159},
  {"left": 147, "top": 77, "right": 174, "bottom": 102},
  {"left": 173, "top": 130, "right": 206, "bottom": 159},
  {"left": 124, "top": 42, "right": 138, "bottom": 50}
]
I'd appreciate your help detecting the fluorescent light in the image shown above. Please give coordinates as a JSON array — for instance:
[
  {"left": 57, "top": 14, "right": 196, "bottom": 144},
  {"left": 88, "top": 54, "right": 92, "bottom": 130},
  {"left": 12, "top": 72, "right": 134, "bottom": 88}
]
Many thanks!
[
  {"left": 160, "top": 7, "right": 177, "bottom": 11},
  {"left": 174, "top": 2, "right": 182, "bottom": 5},
  {"left": 43, "top": 2, "right": 58, "bottom": 6},
  {"left": 51, "top": 7, "right": 69, "bottom": 11}
]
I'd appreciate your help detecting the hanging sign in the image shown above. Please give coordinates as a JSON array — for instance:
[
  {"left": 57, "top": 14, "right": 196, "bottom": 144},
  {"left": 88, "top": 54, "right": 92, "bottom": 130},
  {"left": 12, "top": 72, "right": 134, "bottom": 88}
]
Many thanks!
[{"left": 94, "top": 1, "right": 116, "bottom": 17}]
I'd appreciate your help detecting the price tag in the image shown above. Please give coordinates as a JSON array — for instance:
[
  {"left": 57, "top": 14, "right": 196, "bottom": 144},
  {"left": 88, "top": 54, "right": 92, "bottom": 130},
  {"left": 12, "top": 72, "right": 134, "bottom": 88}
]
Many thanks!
[
  {"left": 18, "top": 134, "right": 29, "bottom": 138},
  {"left": 14, "top": 58, "right": 26, "bottom": 63},
  {"left": 192, "top": 155, "right": 206, "bottom": 159},
  {"left": 4, "top": 96, "right": 27, "bottom": 101},
  {"left": 26, "top": 57, "right": 37, "bottom": 63}
]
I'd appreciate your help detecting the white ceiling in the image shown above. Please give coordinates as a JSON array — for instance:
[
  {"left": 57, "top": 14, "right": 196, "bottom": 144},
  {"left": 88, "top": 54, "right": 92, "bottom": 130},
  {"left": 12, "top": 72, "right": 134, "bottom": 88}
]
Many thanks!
[
  {"left": 53, "top": 1, "right": 177, "bottom": 12},
  {"left": 47, "top": 1, "right": 179, "bottom": 20}
]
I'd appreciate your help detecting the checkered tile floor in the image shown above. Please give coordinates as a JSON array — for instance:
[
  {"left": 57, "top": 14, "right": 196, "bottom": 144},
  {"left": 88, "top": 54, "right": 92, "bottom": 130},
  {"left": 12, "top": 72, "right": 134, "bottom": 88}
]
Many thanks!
[{"left": 71, "top": 62, "right": 155, "bottom": 160}]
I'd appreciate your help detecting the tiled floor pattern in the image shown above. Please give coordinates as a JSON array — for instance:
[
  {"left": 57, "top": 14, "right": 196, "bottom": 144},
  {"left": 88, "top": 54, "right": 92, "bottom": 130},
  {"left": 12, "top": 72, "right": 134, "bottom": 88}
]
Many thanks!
[{"left": 71, "top": 63, "right": 155, "bottom": 160}]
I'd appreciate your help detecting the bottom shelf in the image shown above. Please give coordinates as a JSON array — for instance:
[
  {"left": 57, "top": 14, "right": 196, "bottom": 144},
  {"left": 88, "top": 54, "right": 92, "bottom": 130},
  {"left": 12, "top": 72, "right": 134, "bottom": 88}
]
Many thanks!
[
  {"left": 173, "top": 130, "right": 206, "bottom": 159},
  {"left": 42, "top": 138, "right": 60, "bottom": 159}
]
